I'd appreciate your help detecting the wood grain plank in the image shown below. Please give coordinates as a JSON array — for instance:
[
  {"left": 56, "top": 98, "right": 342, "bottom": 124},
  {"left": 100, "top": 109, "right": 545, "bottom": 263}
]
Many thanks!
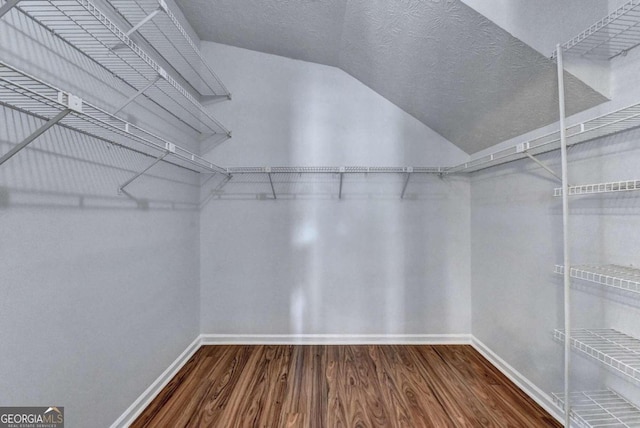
[{"left": 131, "top": 345, "right": 561, "bottom": 428}]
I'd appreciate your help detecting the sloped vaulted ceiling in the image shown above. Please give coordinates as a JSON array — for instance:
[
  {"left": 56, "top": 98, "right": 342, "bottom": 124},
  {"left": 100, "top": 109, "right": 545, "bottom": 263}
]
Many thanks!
[{"left": 176, "top": 0, "right": 607, "bottom": 154}]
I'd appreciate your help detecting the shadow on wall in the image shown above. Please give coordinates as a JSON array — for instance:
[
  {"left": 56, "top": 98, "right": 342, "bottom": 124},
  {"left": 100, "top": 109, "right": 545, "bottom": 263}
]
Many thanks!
[{"left": 0, "top": 109, "right": 200, "bottom": 212}]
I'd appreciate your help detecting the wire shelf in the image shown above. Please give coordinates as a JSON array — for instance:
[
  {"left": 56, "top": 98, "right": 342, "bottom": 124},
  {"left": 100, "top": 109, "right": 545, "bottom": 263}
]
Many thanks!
[
  {"left": 447, "top": 101, "right": 640, "bottom": 174},
  {"left": 555, "top": 329, "right": 640, "bottom": 383},
  {"left": 226, "top": 166, "right": 446, "bottom": 174},
  {"left": 0, "top": 60, "right": 227, "bottom": 174},
  {"left": 553, "top": 390, "right": 640, "bottom": 427},
  {"left": 106, "top": 0, "right": 229, "bottom": 97},
  {"left": 14, "top": 0, "right": 229, "bottom": 136},
  {"left": 555, "top": 265, "right": 640, "bottom": 295},
  {"left": 554, "top": 180, "right": 640, "bottom": 196},
  {"left": 551, "top": 0, "right": 640, "bottom": 60}
]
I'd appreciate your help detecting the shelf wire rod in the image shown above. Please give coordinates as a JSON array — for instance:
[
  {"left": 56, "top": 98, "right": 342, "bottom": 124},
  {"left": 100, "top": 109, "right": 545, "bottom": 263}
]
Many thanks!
[
  {"left": 401, "top": 171, "right": 412, "bottom": 199},
  {"left": 112, "top": 74, "right": 161, "bottom": 115},
  {"left": 557, "top": 44, "right": 572, "bottom": 428},
  {"left": 0, "top": 108, "right": 71, "bottom": 166},
  {"left": 523, "top": 152, "right": 562, "bottom": 182},
  {"left": 267, "top": 172, "right": 276, "bottom": 199},
  {"left": 0, "top": 0, "right": 20, "bottom": 19},
  {"left": 339, "top": 172, "right": 344, "bottom": 199},
  {"left": 118, "top": 150, "right": 168, "bottom": 193}
]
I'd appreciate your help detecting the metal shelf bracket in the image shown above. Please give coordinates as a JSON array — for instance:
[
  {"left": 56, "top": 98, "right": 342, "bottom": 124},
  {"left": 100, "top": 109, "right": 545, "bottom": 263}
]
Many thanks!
[
  {"left": 201, "top": 94, "right": 232, "bottom": 106},
  {"left": 401, "top": 167, "right": 413, "bottom": 199},
  {"left": 112, "top": 0, "right": 168, "bottom": 50},
  {"left": 113, "top": 69, "right": 166, "bottom": 115},
  {"left": 523, "top": 151, "right": 562, "bottom": 183},
  {"left": 118, "top": 145, "right": 173, "bottom": 193},
  {"left": 338, "top": 166, "right": 345, "bottom": 199},
  {"left": 0, "top": 108, "right": 71, "bottom": 166},
  {"left": 0, "top": 0, "right": 20, "bottom": 19},
  {"left": 265, "top": 167, "right": 276, "bottom": 199}
]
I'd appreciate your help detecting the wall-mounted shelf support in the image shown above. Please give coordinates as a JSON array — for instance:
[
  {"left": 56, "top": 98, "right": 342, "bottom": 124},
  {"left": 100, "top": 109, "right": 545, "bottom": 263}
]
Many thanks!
[
  {"left": 112, "top": 0, "right": 168, "bottom": 50},
  {"left": 0, "top": 0, "right": 19, "bottom": 19},
  {"left": 401, "top": 167, "right": 413, "bottom": 199},
  {"left": 524, "top": 152, "right": 562, "bottom": 183},
  {"left": 0, "top": 107, "right": 72, "bottom": 166},
  {"left": 265, "top": 167, "right": 276, "bottom": 199},
  {"left": 201, "top": 94, "right": 232, "bottom": 106},
  {"left": 113, "top": 71, "right": 164, "bottom": 115},
  {"left": 119, "top": 148, "right": 172, "bottom": 193},
  {"left": 338, "top": 167, "right": 345, "bottom": 199}
]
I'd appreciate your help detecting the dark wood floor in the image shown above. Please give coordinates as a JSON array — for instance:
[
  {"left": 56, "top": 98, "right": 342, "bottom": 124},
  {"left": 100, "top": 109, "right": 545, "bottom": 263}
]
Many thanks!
[{"left": 132, "top": 345, "right": 560, "bottom": 427}]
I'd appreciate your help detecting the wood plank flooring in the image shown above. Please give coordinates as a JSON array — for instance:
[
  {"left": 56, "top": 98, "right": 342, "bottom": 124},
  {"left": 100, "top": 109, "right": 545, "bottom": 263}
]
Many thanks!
[{"left": 131, "top": 345, "right": 560, "bottom": 427}]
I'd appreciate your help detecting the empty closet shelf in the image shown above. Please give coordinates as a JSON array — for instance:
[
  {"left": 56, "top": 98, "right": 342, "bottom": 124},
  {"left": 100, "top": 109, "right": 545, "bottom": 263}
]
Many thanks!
[
  {"left": 107, "top": 0, "right": 229, "bottom": 97},
  {"left": 554, "top": 180, "right": 640, "bottom": 196},
  {"left": 448, "top": 101, "right": 640, "bottom": 174},
  {"left": 553, "top": 390, "right": 640, "bottom": 427},
  {"left": 555, "top": 265, "right": 640, "bottom": 294},
  {"left": 554, "top": 329, "right": 640, "bottom": 383},
  {"left": 14, "top": 0, "right": 229, "bottom": 136},
  {"left": 0, "top": 60, "right": 226, "bottom": 175},
  {"left": 552, "top": 0, "right": 640, "bottom": 60}
]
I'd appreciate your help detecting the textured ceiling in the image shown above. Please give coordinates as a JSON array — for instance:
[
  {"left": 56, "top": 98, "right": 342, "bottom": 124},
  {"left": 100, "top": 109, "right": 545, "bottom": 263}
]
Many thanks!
[{"left": 176, "top": 0, "right": 607, "bottom": 154}]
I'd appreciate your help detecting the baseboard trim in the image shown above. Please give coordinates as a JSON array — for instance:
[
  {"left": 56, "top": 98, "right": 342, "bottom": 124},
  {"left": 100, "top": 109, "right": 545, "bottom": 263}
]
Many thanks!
[
  {"left": 199, "top": 333, "right": 472, "bottom": 345},
  {"left": 110, "top": 335, "right": 202, "bottom": 428},
  {"left": 470, "top": 337, "right": 564, "bottom": 425}
]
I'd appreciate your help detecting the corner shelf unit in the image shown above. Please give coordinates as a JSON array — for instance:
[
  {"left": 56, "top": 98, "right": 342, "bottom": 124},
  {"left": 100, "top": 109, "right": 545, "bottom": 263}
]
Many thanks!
[
  {"left": 11, "top": 0, "right": 229, "bottom": 136},
  {"left": 551, "top": 0, "right": 640, "bottom": 60},
  {"left": 555, "top": 329, "right": 640, "bottom": 383},
  {"left": 0, "top": 60, "right": 226, "bottom": 175},
  {"left": 553, "top": 390, "right": 640, "bottom": 427},
  {"left": 556, "top": 265, "right": 640, "bottom": 295},
  {"left": 106, "top": 0, "right": 229, "bottom": 98},
  {"left": 554, "top": 180, "right": 640, "bottom": 196}
]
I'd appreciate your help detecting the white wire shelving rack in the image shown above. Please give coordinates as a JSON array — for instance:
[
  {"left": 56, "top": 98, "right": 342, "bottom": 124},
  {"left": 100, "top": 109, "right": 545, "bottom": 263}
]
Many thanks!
[
  {"left": 5, "top": 0, "right": 229, "bottom": 137},
  {"left": 106, "top": 0, "right": 230, "bottom": 98},
  {"left": 554, "top": 180, "right": 640, "bottom": 196},
  {"left": 555, "top": 329, "right": 640, "bottom": 383},
  {"left": 221, "top": 166, "right": 445, "bottom": 200},
  {"left": 551, "top": 0, "right": 640, "bottom": 61},
  {"left": 556, "top": 265, "right": 640, "bottom": 295},
  {"left": 447, "top": 101, "right": 640, "bottom": 175},
  {"left": 553, "top": 390, "right": 640, "bottom": 427},
  {"left": 0, "top": 61, "right": 227, "bottom": 180}
]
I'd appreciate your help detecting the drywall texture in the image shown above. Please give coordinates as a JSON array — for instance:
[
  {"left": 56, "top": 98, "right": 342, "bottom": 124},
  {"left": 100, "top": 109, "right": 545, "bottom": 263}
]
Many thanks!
[
  {"left": 178, "top": 0, "right": 606, "bottom": 154},
  {"left": 0, "top": 5, "right": 202, "bottom": 427},
  {"left": 471, "top": 46, "right": 640, "bottom": 407},
  {"left": 200, "top": 43, "right": 471, "bottom": 335}
]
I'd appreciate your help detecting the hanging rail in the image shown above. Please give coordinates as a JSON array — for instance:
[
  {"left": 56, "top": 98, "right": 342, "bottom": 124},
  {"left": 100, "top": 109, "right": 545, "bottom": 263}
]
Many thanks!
[
  {"left": 6, "top": 0, "right": 230, "bottom": 137},
  {"left": 0, "top": 61, "right": 228, "bottom": 178}
]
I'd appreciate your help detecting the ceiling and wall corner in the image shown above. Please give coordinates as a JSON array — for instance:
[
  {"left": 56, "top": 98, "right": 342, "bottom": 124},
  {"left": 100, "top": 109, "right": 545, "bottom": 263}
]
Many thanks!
[{"left": 175, "top": 0, "right": 607, "bottom": 155}]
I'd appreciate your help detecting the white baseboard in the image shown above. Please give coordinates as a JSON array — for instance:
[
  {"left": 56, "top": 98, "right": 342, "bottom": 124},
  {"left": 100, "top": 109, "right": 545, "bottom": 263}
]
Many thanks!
[
  {"left": 110, "top": 335, "right": 202, "bottom": 428},
  {"left": 111, "top": 334, "right": 563, "bottom": 427},
  {"left": 470, "top": 337, "right": 564, "bottom": 425},
  {"left": 199, "top": 333, "right": 472, "bottom": 345}
]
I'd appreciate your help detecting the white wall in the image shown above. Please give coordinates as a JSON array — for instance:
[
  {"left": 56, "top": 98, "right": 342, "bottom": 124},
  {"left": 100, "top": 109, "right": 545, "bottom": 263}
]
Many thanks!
[
  {"left": 0, "top": 4, "right": 202, "bottom": 427},
  {"left": 471, "top": 43, "right": 640, "bottom": 407},
  {"left": 199, "top": 42, "right": 471, "bottom": 336}
]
